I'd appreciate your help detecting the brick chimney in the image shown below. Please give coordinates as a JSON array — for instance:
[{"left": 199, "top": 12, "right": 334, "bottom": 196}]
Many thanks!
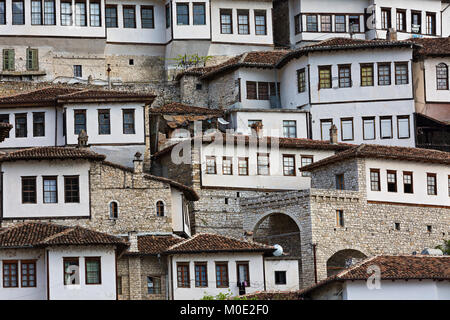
[
  {"left": 133, "top": 151, "right": 143, "bottom": 173},
  {"left": 251, "top": 122, "right": 263, "bottom": 138},
  {"left": 329, "top": 125, "right": 338, "bottom": 144},
  {"left": 128, "top": 231, "right": 139, "bottom": 252},
  {"left": 77, "top": 129, "right": 89, "bottom": 148}
]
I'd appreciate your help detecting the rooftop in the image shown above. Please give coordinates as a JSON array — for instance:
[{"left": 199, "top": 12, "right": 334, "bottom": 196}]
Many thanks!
[
  {"left": 149, "top": 102, "right": 223, "bottom": 116},
  {"left": 0, "top": 146, "right": 106, "bottom": 162},
  {"left": 134, "top": 234, "right": 184, "bottom": 255},
  {"left": 410, "top": 37, "right": 450, "bottom": 58}
]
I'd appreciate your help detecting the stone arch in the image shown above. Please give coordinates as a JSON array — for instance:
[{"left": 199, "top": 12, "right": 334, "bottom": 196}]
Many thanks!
[
  {"left": 326, "top": 249, "right": 368, "bottom": 277},
  {"left": 250, "top": 210, "right": 303, "bottom": 236}
]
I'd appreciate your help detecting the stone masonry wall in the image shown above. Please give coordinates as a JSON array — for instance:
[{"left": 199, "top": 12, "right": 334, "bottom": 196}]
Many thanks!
[
  {"left": 179, "top": 75, "right": 209, "bottom": 108},
  {"left": 208, "top": 72, "right": 239, "bottom": 109},
  {"left": 310, "top": 158, "right": 362, "bottom": 191}
]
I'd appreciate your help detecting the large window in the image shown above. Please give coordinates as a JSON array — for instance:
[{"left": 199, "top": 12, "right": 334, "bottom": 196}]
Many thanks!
[
  {"left": 206, "top": 156, "right": 216, "bottom": 174},
  {"left": 85, "top": 257, "right": 101, "bottom": 285},
  {"left": 74, "top": 64, "right": 82, "bottom": 77},
  {"left": 60, "top": 2, "right": 72, "bottom": 26},
  {"left": 437, "top": 63, "right": 449, "bottom": 90},
  {"left": 105, "top": 5, "right": 117, "bottom": 28},
  {"left": 238, "top": 157, "right": 248, "bottom": 176},
  {"left": 31, "top": 0, "right": 43, "bottom": 25},
  {"left": 43, "top": 0, "right": 55, "bottom": 25},
  {"left": 43, "top": 176, "right": 58, "bottom": 203},
  {"left": 318, "top": 66, "right": 332, "bottom": 89},
  {"left": 220, "top": 9, "right": 232, "bottom": 34},
  {"left": 195, "top": 263, "right": 207, "bottom": 287},
  {"left": 193, "top": 3, "right": 205, "bottom": 25},
  {"left": 74, "top": 110, "right": 86, "bottom": 134},
  {"left": 141, "top": 6, "right": 154, "bottom": 28},
  {"left": 275, "top": 271, "right": 286, "bottom": 285},
  {"left": 215, "top": 263, "right": 228, "bottom": 288},
  {"left": 320, "top": 119, "right": 332, "bottom": 141},
  {"left": 15, "top": 113, "right": 27, "bottom": 138},
  {"left": 297, "top": 68, "right": 306, "bottom": 93},
  {"left": 12, "top": 0, "right": 24, "bottom": 25},
  {"left": 427, "top": 173, "right": 437, "bottom": 195},
  {"left": 98, "top": 109, "right": 110, "bottom": 135},
  {"left": 336, "top": 174, "right": 345, "bottom": 190},
  {"left": 306, "top": 14, "right": 317, "bottom": 31},
  {"left": 246, "top": 81, "right": 257, "bottom": 100},
  {"left": 0, "top": 0, "right": 5, "bottom": 25},
  {"left": 395, "top": 63, "right": 408, "bottom": 85},
  {"left": 257, "top": 82, "right": 269, "bottom": 100},
  {"left": 22, "top": 177, "right": 37, "bottom": 204},
  {"left": 378, "top": 63, "right": 391, "bottom": 86},
  {"left": 283, "top": 120, "right": 297, "bottom": 138},
  {"left": 396, "top": 10, "right": 406, "bottom": 32},
  {"left": 255, "top": 10, "right": 266, "bottom": 35},
  {"left": 3, "top": 261, "right": 18, "bottom": 287},
  {"left": 257, "top": 153, "right": 269, "bottom": 175},
  {"left": 335, "top": 15, "right": 345, "bottom": 32},
  {"left": 397, "top": 115, "right": 410, "bottom": 139},
  {"left": 237, "top": 10, "right": 249, "bottom": 34},
  {"left": 237, "top": 262, "right": 250, "bottom": 287},
  {"left": 381, "top": 8, "right": 391, "bottom": 30},
  {"left": 64, "top": 258, "right": 79, "bottom": 285},
  {"left": 21, "top": 261, "right": 36, "bottom": 287},
  {"left": 341, "top": 118, "right": 353, "bottom": 141},
  {"left": 363, "top": 117, "right": 375, "bottom": 140},
  {"left": 426, "top": 12, "right": 436, "bottom": 35},
  {"left": 380, "top": 116, "right": 392, "bottom": 139},
  {"left": 147, "top": 276, "right": 161, "bottom": 294},
  {"left": 370, "top": 169, "right": 380, "bottom": 191},
  {"left": 177, "top": 3, "right": 189, "bottom": 25},
  {"left": 90, "top": 1, "right": 100, "bottom": 27},
  {"left": 338, "top": 64, "right": 351, "bottom": 88},
  {"left": 75, "top": 1, "right": 86, "bottom": 26},
  {"left": 64, "top": 176, "right": 80, "bottom": 203},
  {"left": 360, "top": 64, "right": 374, "bottom": 86},
  {"left": 177, "top": 263, "right": 190, "bottom": 288},
  {"left": 122, "top": 109, "right": 135, "bottom": 134},
  {"left": 283, "top": 155, "right": 295, "bottom": 176},
  {"left": 320, "top": 15, "right": 331, "bottom": 32},
  {"left": 123, "top": 5, "right": 136, "bottom": 28},
  {"left": 33, "top": 112, "right": 45, "bottom": 137}
]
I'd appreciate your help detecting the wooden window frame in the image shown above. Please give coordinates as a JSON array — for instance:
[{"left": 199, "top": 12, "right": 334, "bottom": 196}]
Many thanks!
[
  {"left": 380, "top": 116, "right": 393, "bottom": 139},
  {"left": 377, "top": 62, "right": 391, "bottom": 86},
  {"left": 64, "top": 175, "right": 80, "bottom": 203},
  {"left": 32, "top": 111, "right": 45, "bottom": 137},
  {"left": 194, "top": 262, "right": 208, "bottom": 288},
  {"left": 110, "top": 201, "right": 118, "bottom": 219},
  {"left": 335, "top": 173, "right": 345, "bottom": 190},
  {"left": 3, "top": 260, "right": 18, "bottom": 288},
  {"left": 282, "top": 154, "right": 296, "bottom": 177},
  {"left": 301, "top": 155, "right": 313, "bottom": 177},
  {"left": 156, "top": 200, "right": 164, "bottom": 217},
  {"left": 257, "top": 153, "right": 270, "bottom": 176},
  {"left": 219, "top": 8, "right": 232, "bottom": 34},
  {"left": 193, "top": 2, "right": 206, "bottom": 26},
  {"left": 297, "top": 68, "right": 306, "bottom": 93},
  {"left": 74, "top": 0, "right": 87, "bottom": 27},
  {"left": 123, "top": 5, "right": 136, "bottom": 28},
  {"left": 360, "top": 63, "right": 374, "bottom": 87},
  {"left": 206, "top": 156, "right": 217, "bottom": 175},
  {"left": 177, "top": 262, "right": 190, "bottom": 288},
  {"left": 427, "top": 173, "right": 437, "bottom": 196},
  {"left": 60, "top": 1, "right": 72, "bottom": 26},
  {"left": 396, "top": 9, "right": 406, "bottom": 32},
  {"left": 122, "top": 109, "right": 135, "bottom": 134},
  {"left": 336, "top": 210, "right": 344, "bottom": 227},
  {"left": 318, "top": 65, "right": 332, "bottom": 89},
  {"left": 283, "top": 120, "right": 297, "bottom": 138},
  {"left": 381, "top": 7, "right": 391, "bottom": 30},
  {"left": 254, "top": 10, "right": 267, "bottom": 35},
  {"left": 141, "top": 5, "right": 155, "bottom": 29},
  {"left": 20, "top": 260, "right": 37, "bottom": 288},
  {"left": 403, "top": 171, "right": 414, "bottom": 194},
  {"left": 340, "top": 117, "right": 354, "bottom": 141},
  {"left": 370, "top": 169, "right": 381, "bottom": 191},
  {"left": 176, "top": 3, "right": 189, "bottom": 26},
  {"left": 63, "top": 257, "right": 79, "bottom": 285},
  {"left": 237, "top": 9, "right": 249, "bottom": 34},
  {"left": 395, "top": 62, "right": 409, "bottom": 85},
  {"left": 320, "top": 15, "right": 331, "bottom": 32},
  {"left": 362, "top": 116, "right": 376, "bottom": 140},
  {"left": 26, "top": 47, "right": 39, "bottom": 71},
  {"left": 215, "top": 262, "right": 229, "bottom": 288},
  {"left": 305, "top": 14, "right": 317, "bottom": 32},
  {"left": 426, "top": 12, "right": 436, "bottom": 35},
  {"left": 12, "top": 0, "right": 25, "bottom": 25},
  {"left": 147, "top": 276, "right": 162, "bottom": 294},
  {"left": 436, "top": 63, "right": 449, "bottom": 90},
  {"left": 74, "top": 109, "right": 86, "bottom": 135},
  {"left": 22, "top": 176, "right": 37, "bottom": 204},
  {"left": 349, "top": 15, "right": 360, "bottom": 33},
  {"left": 387, "top": 170, "right": 397, "bottom": 193},
  {"left": 236, "top": 261, "right": 250, "bottom": 287},
  {"left": 320, "top": 118, "right": 333, "bottom": 140},
  {"left": 85, "top": 257, "right": 101, "bottom": 285},
  {"left": 15, "top": 113, "right": 27, "bottom": 138},
  {"left": 42, "top": 176, "right": 58, "bottom": 204},
  {"left": 222, "top": 156, "right": 233, "bottom": 175},
  {"left": 238, "top": 157, "right": 249, "bottom": 176},
  {"left": 335, "top": 15, "right": 346, "bottom": 33},
  {"left": 89, "top": 0, "right": 100, "bottom": 27},
  {"left": 257, "top": 82, "right": 269, "bottom": 100},
  {"left": 105, "top": 5, "right": 118, "bottom": 28},
  {"left": 246, "top": 81, "right": 257, "bottom": 100},
  {"left": 3, "top": 49, "right": 15, "bottom": 71},
  {"left": 397, "top": 115, "right": 410, "bottom": 139},
  {"left": 338, "top": 64, "right": 351, "bottom": 88},
  {"left": 98, "top": 109, "right": 111, "bottom": 135},
  {"left": 411, "top": 10, "right": 422, "bottom": 34}
]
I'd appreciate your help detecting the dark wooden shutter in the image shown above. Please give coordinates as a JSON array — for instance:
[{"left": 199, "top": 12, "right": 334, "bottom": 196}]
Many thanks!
[{"left": 246, "top": 81, "right": 257, "bottom": 100}]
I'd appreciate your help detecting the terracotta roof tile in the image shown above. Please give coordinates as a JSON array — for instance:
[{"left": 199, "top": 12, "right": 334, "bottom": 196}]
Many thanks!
[
  {"left": 0, "top": 146, "right": 106, "bottom": 162},
  {"left": 135, "top": 234, "right": 184, "bottom": 255},
  {"left": 149, "top": 102, "right": 223, "bottom": 116},
  {"left": 56, "top": 89, "right": 155, "bottom": 103},
  {"left": 410, "top": 37, "right": 450, "bottom": 58},
  {"left": 0, "top": 87, "right": 81, "bottom": 106},
  {"left": 165, "top": 233, "right": 274, "bottom": 254}
]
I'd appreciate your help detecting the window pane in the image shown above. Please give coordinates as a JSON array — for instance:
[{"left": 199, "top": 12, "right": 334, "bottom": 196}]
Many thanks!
[
  {"left": 220, "top": 10, "right": 232, "bottom": 34},
  {"left": 395, "top": 63, "right": 408, "bottom": 85},
  {"left": 0, "top": 1, "right": 6, "bottom": 25},
  {"left": 123, "top": 110, "right": 135, "bottom": 134},
  {"left": 177, "top": 4, "right": 188, "bottom": 25},
  {"left": 33, "top": 112, "right": 45, "bottom": 137},
  {"left": 44, "top": 0, "right": 55, "bottom": 25},
  {"left": 335, "top": 15, "right": 345, "bottom": 32},
  {"left": 43, "top": 177, "right": 57, "bottom": 203},
  {"left": 321, "top": 120, "right": 332, "bottom": 140},
  {"left": 90, "top": 2, "right": 100, "bottom": 27},
  {"left": 193, "top": 3, "right": 205, "bottom": 25},
  {"left": 141, "top": 6, "right": 154, "bottom": 28},
  {"left": 363, "top": 118, "right": 375, "bottom": 140},
  {"left": 398, "top": 116, "right": 410, "bottom": 138},
  {"left": 255, "top": 12, "right": 266, "bottom": 35},
  {"left": 238, "top": 11, "right": 249, "bottom": 34},
  {"left": 32, "top": 0, "right": 42, "bottom": 25},
  {"left": 12, "top": 0, "right": 24, "bottom": 25},
  {"left": 123, "top": 6, "right": 136, "bottom": 28},
  {"left": 75, "top": 2, "right": 86, "bottom": 26},
  {"left": 380, "top": 117, "right": 392, "bottom": 138},
  {"left": 98, "top": 110, "right": 110, "bottom": 135},
  {"left": 106, "top": 6, "right": 118, "bottom": 28},
  {"left": 61, "top": 2, "right": 72, "bottom": 26},
  {"left": 341, "top": 119, "right": 353, "bottom": 141},
  {"left": 378, "top": 64, "right": 391, "bottom": 85}
]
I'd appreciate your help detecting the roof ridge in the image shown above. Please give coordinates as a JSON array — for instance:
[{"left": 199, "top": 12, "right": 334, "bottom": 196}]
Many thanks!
[
  {"left": 335, "top": 255, "right": 380, "bottom": 279},
  {"left": 38, "top": 227, "right": 75, "bottom": 244},
  {"left": 165, "top": 233, "right": 202, "bottom": 251}
]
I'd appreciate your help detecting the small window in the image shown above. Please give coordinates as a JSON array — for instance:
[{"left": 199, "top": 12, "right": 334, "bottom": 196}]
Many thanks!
[
  {"left": 427, "top": 225, "right": 432, "bottom": 233},
  {"left": 378, "top": 63, "right": 391, "bottom": 86},
  {"left": 3, "top": 261, "right": 18, "bottom": 287},
  {"left": 395, "top": 63, "right": 408, "bottom": 85},
  {"left": 387, "top": 170, "right": 397, "bottom": 192},
  {"left": 98, "top": 109, "right": 111, "bottom": 135},
  {"left": 411, "top": 11, "right": 422, "bottom": 34},
  {"left": 123, "top": 109, "right": 135, "bottom": 134},
  {"left": 238, "top": 157, "right": 248, "bottom": 176},
  {"left": 123, "top": 5, "right": 136, "bottom": 28},
  {"left": 363, "top": 117, "right": 375, "bottom": 140},
  {"left": 318, "top": 66, "right": 332, "bottom": 89},
  {"left": 220, "top": 9, "right": 232, "bottom": 34},
  {"left": 64, "top": 176, "right": 80, "bottom": 203},
  {"left": 194, "top": 263, "right": 208, "bottom": 287},
  {"left": 301, "top": 156, "right": 313, "bottom": 177},
  {"left": 361, "top": 64, "right": 374, "bottom": 86},
  {"left": 141, "top": 6, "right": 154, "bottom": 29},
  {"left": 26, "top": 48, "right": 39, "bottom": 71},
  {"left": 73, "top": 65, "right": 82, "bottom": 78},
  {"left": 43, "top": 176, "right": 57, "bottom": 203},
  {"left": 394, "top": 223, "right": 401, "bottom": 231},
  {"left": 338, "top": 65, "right": 351, "bottom": 88},
  {"left": 237, "top": 262, "right": 250, "bottom": 287},
  {"left": 89, "top": 1, "right": 100, "bottom": 27},
  {"left": 397, "top": 115, "right": 410, "bottom": 139},
  {"left": 33, "top": 112, "right": 45, "bottom": 137},
  {"left": 254, "top": 10, "right": 267, "bottom": 35},
  {"left": 336, "top": 174, "right": 345, "bottom": 190},
  {"left": 320, "top": 119, "right": 332, "bottom": 141},
  {"left": 117, "top": 276, "right": 122, "bottom": 295},
  {"left": 85, "top": 257, "right": 101, "bottom": 285},
  {"left": 21, "top": 260, "right": 36, "bottom": 287},
  {"left": 257, "top": 153, "right": 270, "bottom": 176},
  {"left": 283, "top": 120, "right": 297, "bottom": 138},
  {"left": 2, "top": 49, "right": 15, "bottom": 71},
  {"left": 306, "top": 14, "right": 317, "bottom": 31},
  {"left": 156, "top": 201, "right": 165, "bottom": 217},
  {"left": 380, "top": 116, "right": 393, "bottom": 139},
  {"left": 341, "top": 118, "right": 353, "bottom": 141},
  {"left": 215, "top": 263, "right": 228, "bottom": 288},
  {"left": 105, "top": 5, "right": 118, "bottom": 28},
  {"left": 381, "top": 8, "right": 391, "bottom": 30},
  {"left": 370, "top": 169, "right": 380, "bottom": 191},
  {"left": 297, "top": 68, "right": 306, "bottom": 93},
  {"left": 436, "top": 63, "right": 449, "bottom": 90},
  {"left": 74, "top": 109, "right": 86, "bottom": 135},
  {"left": 335, "top": 15, "right": 345, "bottom": 32},
  {"left": 237, "top": 10, "right": 249, "bottom": 34},
  {"left": 336, "top": 210, "right": 344, "bottom": 227},
  {"left": 294, "top": 14, "right": 301, "bottom": 34},
  {"left": 195, "top": 83, "right": 202, "bottom": 90},
  {"left": 206, "top": 156, "right": 216, "bottom": 174},
  {"left": 248, "top": 119, "right": 261, "bottom": 132},
  {"left": 426, "top": 12, "right": 436, "bottom": 35},
  {"left": 283, "top": 155, "right": 296, "bottom": 177},
  {"left": 246, "top": 81, "right": 257, "bottom": 100},
  {"left": 147, "top": 276, "right": 162, "bottom": 294},
  {"left": 320, "top": 15, "right": 331, "bottom": 32},
  {"left": 349, "top": 15, "right": 360, "bottom": 32},
  {"left": 64, "top": 258, "right": 79, "bottom": 285},
  {"left": 177, "top": 263, "right": 190, "bottom": 288},
  {"left": 0, "top": 114, "right": 9, "bottom": 138},
  {"left": 22, "top": 177, "right": 37, "bottom": 204},
  {"left": 396, "top": 10, "right": 406, "bottom": 32},
  {"left": 193, "top": 3, "right": 205, "bottom": 25},
  {"left": 165, "top": 4, "right": 170, "bottom": 28},
  {"left": 274, "top": 271, "right": 286, "bottom": 285},
  {"left": 177, "top": 3, "right": 189, "bottom": 25},
  {"left": 222, "top": 157, "right": 232, "bottom": 175},
  {"left": 427, "top": 173, "right": 437, "bottom": 195},
  {"left": 403, "top": 172, "right": 413, "bottom": 194},
  {"left": 15, "top": 113, "right": 27, "bottom": 138},
  {"left": 110, "top": 201, "right": 118, "bottom": 219}
]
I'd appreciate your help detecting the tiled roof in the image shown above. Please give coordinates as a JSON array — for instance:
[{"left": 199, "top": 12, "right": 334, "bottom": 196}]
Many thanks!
[
  {"left": 143, "top": 174, "right": 199, "bottom": 201},
  {"left": 165, "top": 233, "right": 274, "bottom": 254},
  {"left": 0, "top": 122, "right": 12, "bottom": 142},
  {"left": 300, "top": 144, "right": 450, "bottom": 171},
  {"left": 0, "top": 146, "right": 106, "bottom": 162},
  {"left": 135, "top": 234, "right": 184, "bottom": 255},
  {"left": 410, "top": 37, "right": 450, "bottom": 58},
  {"left": 0, "top": 222, "right": 128, "bottom": 249},
  {"left": 56, "top": 89, "right": 155, "bottom": 103},
  {"left": 149, "top": 103, "right": 224, "bottom": 116},
  {"left": 277, "top": 38, "right": 416, "bottom": 68},
  {"left": 0, "top": 87, "right": 80, "bottom": 106},
  {"left": 298, "top": 255, "right": 450, "bottom": 297}
]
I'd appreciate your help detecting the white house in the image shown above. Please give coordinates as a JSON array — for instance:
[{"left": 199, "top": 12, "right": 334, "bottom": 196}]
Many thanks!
[{"left": 297, "top": 255, "right": 450, "bottom": 300}]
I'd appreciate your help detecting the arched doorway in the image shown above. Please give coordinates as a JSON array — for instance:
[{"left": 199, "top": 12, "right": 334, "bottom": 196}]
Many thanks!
[{"left": 326, "top": 249, "right": 367, "bottom": 277}]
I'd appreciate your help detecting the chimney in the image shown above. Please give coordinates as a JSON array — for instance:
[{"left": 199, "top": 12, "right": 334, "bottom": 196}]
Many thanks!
[
  {"left": 128, "top": 231, "right": 139, "bottom": 252},
  {"left": 106, "top": 64, "right": 112, "bottom": 90},
  {"left": 386, "top": 28, "right": 397, "bottom": 41},
  {"left": 251, "top": 122, "right": 263, "bottom": 138},
  {"left": 329, "top": 125, "right": 338, "bottom": 144},
  {"left": 133, "top": 151, "right": 143, "bottom": 173},
  {"left": 77, "top": 129, "right": 89, "bottom": 148}
]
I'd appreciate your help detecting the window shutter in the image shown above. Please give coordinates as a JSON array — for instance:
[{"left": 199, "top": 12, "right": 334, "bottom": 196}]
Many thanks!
[
  {"left": 3, "top": 49, "right": 15, "bottom": 71},
  {"left": 8, "top": 50, "right": 15, "bottom": 71},
  {"left": 32, "top": 49, "right": 38, "bottom": 70}
]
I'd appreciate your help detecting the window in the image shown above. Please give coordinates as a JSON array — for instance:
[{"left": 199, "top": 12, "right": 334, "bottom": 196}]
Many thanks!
[
  {"left": 0, "top": 114, "right": 9, "bottom": 138},
  {"left": 349, "top": 15, "right": 359, "bottom": 32},
  {"left": 31, "top": 0, "right": 42, "bottom": 25},
  {"left": 3, "top": 261, "right": 18, "bottom": 288},
  {"left": 43, "top": 0, "right": 55, "bottom": 25},
  {"left": 254, "top": 10, "right": 266, "bottom": 35},
  {"left": 0, "top": 0, "right": 5, "bottom": 25},
  {"left": 335, "top": 15, "right": 345, "bottom": 32},
  {"left": 206, "top": 156, "right": 216, "bottom": 174},
  {"left": 411, "top": 11, "right": 421, "bottom": 34},
  {"left": 193, "top": 3, "right": 205, "bottom": 25},
  {"left": 177, "top": 263, "right": 190, "bottom": 288},
  {"left": 283, "top": 155, "right": 295, "bottom": 176},
  {"left": 237, "top": 262, "right": 250, "bottom": 287},
  {"left": 3, "top": 49, "right": 14, "bottom": 71},
  {"left": 64, "top": 176, "right": 80, "bottom": 203},
  {"left": 338, "top": 64, "right": 351, "bottom": 88},
  {"left": 147, "top": 276, "right": 161, "bottom": 294},
  {"left": 363, "top": 117, "right": 375, "bottom": 140},
  {"left": 64, "top": 258, "right": 79, "bottom": 285},
  {"left": 33, "top": 112, "right": 45, "bottom": 137},
  {"left": 427, "top": 225, "right": 432, "bottom": 233},
  {"left": 43, "top": 176, "right": 57, "bottom": 203},
  {"left": 306, "top": 14, "right": 317, "bottom": 31},
  {"left": 195, "top": 263, "right": 207, "bottom": 287},
  {"left": 320, "top": 15, "right": 331, "bottom": 32},
  {"left": 257, "top": 153, "right": 269, "bottom": 175},
  {"left": 336, "top": 174, "right": 344, "bottom": 190},
  {"left": 320, "top": 119, "right": 332, "bottom": 141},
  {"left": 294, "top": 14, "right": 301, "bottom": 34},
  {"left": 165, "top": 4, "right": 170, "bottom": 28},
  {"left": 12, "top": 0, "right": 24, "bottom": 25},
  {"left": 123, "top": 109, "right": 135, "bottom": 134},
  {"left": 397, "top": 115, "right": 410, "bottom": 139},
  {"left": 448, "top": 175, "right": 450, "bottom": 197},
  {"left": 98, "top": 109, "right": 110, "bottom": 135},
  {"left": 156, "top": 201, "right": 164, "bottom": 217},
  {"left": 15, "top": 113, "right": 27, "bottom": 138},
  {"left": 238, "top": 157, "right": 248, "bottom": 176},
  {"left": 85, "top": 257, "right": 101, "bottom": 285},
  {"left": 395, "top": 63, "right": 408, "bottom": 85},
  {"left": 215, "top": 263, "right": 228, "bottom": 288},
  {"left": 319, "top": 66, "right": 332, "bottom": 89},
  {"left": 220, "top": 9, "right": 232, "bottom": 33},
  {"left": 246, "top": 81, "right": 257, "bottom": 100},
  {"left": 370, "top": 169, "right": 381, "bottom": 191},
  {"left": 378, "top": 63, "right": 391, "bottom": 86},
  {"left": 297, "top": 68, "right": 306, "bottom": 93},
  {"left": 74, "top": 110, "right": 86, "bottom": 134},
  {"left": 403, "top": 171, "right": 413, "bottom": 194},
  {"left": 237, "top": 10, "right": 249, "bottom": 34},
  {"left": 437, "top": 63, "right": 449, "bottom": 90},
  {"left": 123, "top": 5, "right": 135, "bottom": 28},
  {"left": 396, "top": 10, "right": 406, "bottom": 32},
  {"left": 109, "top": 201, "right": 118, "bottom": 219},
  {"left": 274, "top": 271, "right": 286, "bottom": 285},
  {"left": 117, "top": 276, "right": 122, "bottom": 294},
  {"left": 283, "top": 120, "right": 297, "bottom": 138},
  {"left": 105, "top": 5, "right": 117, "bottom": 28},
  {"left": 75, "top": 1, "right": 86, "bottom": 26},
  {"left": 341, "top": 118, "right": 353, "bottom": 141},
  {"left": 380, "top": 116, "right": 393, "bottom": 139},
  {"left": 90, "top": 1, "right": 100, "bottom": 27},
  {"left": 426, "top": 12, "right": 436, "bottom": 35},
  {"left": 387, "top": 170, "right": 397, "bottom": 192},
  {"left": 141, "top": 6, "right": 154, "bottom": 28},
  {"left": 395, "top": 223, "right": 400, "bottom": 231},
  {"left": 381, "top": 8, "right": 391, "bottom": 30},
  {"left": 257, "top": 82, "right": 269, "bottom": 100},
  {"left": 74, "top": 65, "right": 82, "bottom": 78},
  {"left": 60, "top": 2, "right": 72, "bottom": 26},
  {"left": 222, "top": 157, "right": 232, "bottom": 175},
  {"left": 336, "top": 210, "right": 344, "bottom": 227},
  {"left": 361, "top": 64, "right": 374, "bottom": 86},
  {"left": 21, "top": 261, "right": 36, "bottom": 287},
  {"left": 427, "top": 173, "right": 437, "bottom": 195},
  {"left": 301, "top": 156, "right": 313, "bottom": 177},
  {"left": 177, "top": 3, "right": 189, "bottom": 25}
]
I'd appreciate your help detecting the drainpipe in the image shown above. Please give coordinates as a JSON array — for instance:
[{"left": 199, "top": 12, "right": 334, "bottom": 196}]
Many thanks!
[
  {"left": 312, "top": 243, "right": 318, "bottom": 284},
  {"left": 107, "top": 64, "right": 112, "bottom": 90}
]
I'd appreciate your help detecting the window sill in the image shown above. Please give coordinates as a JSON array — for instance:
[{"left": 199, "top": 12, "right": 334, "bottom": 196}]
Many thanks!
[{"left": 0, "top": 70, "right": 46, "bottom": 76}]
